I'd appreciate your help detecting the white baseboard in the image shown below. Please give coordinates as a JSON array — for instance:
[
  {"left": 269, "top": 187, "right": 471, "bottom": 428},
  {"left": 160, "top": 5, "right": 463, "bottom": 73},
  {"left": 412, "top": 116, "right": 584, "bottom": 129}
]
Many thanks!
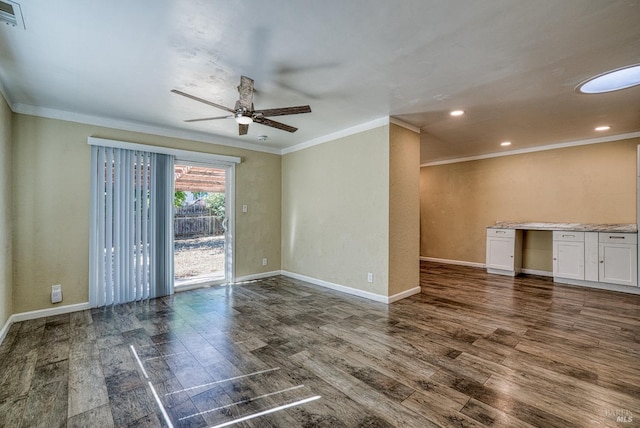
[
  {"left": 420, "top": 256, "right": 485, "bottom": 269},
  {"left": 0, "top": 315, "right": 13, "bottom": 347},
  {"left": 0, "top": 302, "right": 91, "bottom": 346},
  {"left": 421, "top": 257, "right": 555, "bottom": 278},
  {"left": 1, "top": 269, "right": 420, "bottom": 346},
  {"left": 11, "top": 302, "right": 91, "bottom": 323},
  {"left": 282, "top": 271, "right": 387, "bottom": 303},
  {"left": 554, "top": 277, "right": 640, "bottom": 295},
  {"left": 281, "top": 271, "right": 419, "bottom": 304},
  {"left": 388, "top": 286, "right": 421, "bottom": 303},
  {"left": 234, "top": 270, "right": 283, "bottom": 283},
  {"left": 487, "top": 268, "right": 518, "bottom": 276}
]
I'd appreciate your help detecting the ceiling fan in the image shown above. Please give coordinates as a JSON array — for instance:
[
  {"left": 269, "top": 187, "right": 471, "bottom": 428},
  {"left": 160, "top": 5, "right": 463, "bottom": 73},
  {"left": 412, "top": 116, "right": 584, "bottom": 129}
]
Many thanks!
[{"left": 171, "top": 75, "right": 312, "bottom": 135}]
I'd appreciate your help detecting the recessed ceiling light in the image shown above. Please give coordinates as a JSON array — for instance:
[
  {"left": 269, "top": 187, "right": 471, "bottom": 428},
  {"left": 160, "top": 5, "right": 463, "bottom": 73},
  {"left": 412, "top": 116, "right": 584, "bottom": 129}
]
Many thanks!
[
  {"left": 450, "top": 110, "right": 465, "bottom": 116},
  {"left": 500, "top": 141, "right": 512, "bottom": 147},
  {"left": 577, "top": 64, "right": 640, "bottom": 94},
  {"left": 595, "top": 125, "right": 611, "bottom": 131}
]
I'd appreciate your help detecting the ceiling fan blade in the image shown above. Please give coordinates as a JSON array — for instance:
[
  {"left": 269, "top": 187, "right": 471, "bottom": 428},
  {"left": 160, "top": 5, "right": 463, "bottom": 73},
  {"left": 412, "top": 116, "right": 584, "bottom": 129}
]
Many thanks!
[
  {"left": 239, "top": 123, "right": 249, "bottom": 135},
  {"left": 184, "top": 115, "right": 233, "bottom": 123},
  {"left": 253, "top": 117, "right": 298, "bottom": 133},
  {"left": 171, "top": 89, "right": 235, "bottom": 114},
  {"left": 255, "top": 105, "right": 312, "bottom": 117},
  {"left": 237, "top": 76, "right": 254, "bottom": 110}
]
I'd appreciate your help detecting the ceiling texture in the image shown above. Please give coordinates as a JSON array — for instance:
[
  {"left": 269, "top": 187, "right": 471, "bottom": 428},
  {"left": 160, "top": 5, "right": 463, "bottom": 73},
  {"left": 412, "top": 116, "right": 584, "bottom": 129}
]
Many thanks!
[{"left": 0, "top": 0, "right": 639, "bottom": 163}]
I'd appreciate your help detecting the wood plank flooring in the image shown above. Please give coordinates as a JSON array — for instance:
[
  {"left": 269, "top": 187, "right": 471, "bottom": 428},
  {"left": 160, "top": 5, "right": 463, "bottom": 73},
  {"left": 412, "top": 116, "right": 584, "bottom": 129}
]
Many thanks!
[{"left": 1, "top": 261, "right": 639, "bottom": 427}]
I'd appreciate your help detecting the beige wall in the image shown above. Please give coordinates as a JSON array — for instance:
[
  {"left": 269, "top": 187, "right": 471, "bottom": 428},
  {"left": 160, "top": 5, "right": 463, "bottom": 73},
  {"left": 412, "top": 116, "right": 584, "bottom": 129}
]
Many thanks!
[
  {"left": 0, "top": 93, "right": 11, "bottom": 327},
  {"left": 522, "top": 230, "right": 553, "bottom": 272},
  {"left": 421, "top": 138, "right": 639, "bottom": 265},
  {"left": 282, "top": 126, "right": 391, "bottom": 296},
  {"left": 12, "top": 114, "right": 281, "bottom": 313},
  {"left": 389, "top": 124, "right": 420, "bottom": 295}
]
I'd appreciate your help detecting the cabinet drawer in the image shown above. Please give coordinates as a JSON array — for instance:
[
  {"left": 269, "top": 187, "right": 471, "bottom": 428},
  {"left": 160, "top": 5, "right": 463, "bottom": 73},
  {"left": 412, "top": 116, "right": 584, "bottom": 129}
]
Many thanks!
[
  {"left": 553, "top": 231, "right": 584, "bottom": 242},
  {"left": 598, "top": 233, "right": 637, "bottom": 244},
  {"left": 487, "top": 228, "right": 515, "bottom": 238}
]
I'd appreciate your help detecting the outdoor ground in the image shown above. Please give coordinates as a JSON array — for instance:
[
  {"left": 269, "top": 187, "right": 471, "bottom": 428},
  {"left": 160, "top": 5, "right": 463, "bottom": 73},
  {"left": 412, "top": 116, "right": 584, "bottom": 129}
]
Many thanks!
[{"left": 174, "top": 235, "right": 225, "bottom": 279}]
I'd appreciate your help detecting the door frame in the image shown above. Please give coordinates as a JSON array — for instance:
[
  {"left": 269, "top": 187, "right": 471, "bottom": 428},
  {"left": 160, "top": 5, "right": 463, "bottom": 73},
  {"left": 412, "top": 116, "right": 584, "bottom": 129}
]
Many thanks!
[{"left": 173, "top": 158, "right": 236, "bottom": 290}]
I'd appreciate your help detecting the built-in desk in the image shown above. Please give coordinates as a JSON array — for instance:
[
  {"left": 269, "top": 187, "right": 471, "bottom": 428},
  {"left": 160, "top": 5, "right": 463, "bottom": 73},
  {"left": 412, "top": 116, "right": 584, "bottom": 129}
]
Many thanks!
[
  {"left": 486, "top": 222, "right": 639, "bottom": 294},
  {"left": 490, "top": 221, "right": 637, "bottom": 233}
]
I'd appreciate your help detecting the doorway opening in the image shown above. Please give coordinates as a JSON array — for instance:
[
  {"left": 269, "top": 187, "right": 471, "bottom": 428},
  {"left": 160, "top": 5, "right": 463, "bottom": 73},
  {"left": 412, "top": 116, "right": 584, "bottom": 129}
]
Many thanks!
[{"left": 173, "top": 163, "right": 232, "bottom": 289}]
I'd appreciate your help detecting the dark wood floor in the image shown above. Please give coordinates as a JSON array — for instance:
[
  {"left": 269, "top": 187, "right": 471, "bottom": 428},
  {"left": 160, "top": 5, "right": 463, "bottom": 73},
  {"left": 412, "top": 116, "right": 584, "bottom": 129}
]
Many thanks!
[{"left": 1, "top": 261, "right": 639, "bottom": 427}]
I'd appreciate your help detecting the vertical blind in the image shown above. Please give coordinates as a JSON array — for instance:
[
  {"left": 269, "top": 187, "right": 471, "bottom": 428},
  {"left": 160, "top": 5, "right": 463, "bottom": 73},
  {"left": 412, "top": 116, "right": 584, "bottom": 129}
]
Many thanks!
[{"left": 89, "top": 145, "right": 174, "bottom": 307}]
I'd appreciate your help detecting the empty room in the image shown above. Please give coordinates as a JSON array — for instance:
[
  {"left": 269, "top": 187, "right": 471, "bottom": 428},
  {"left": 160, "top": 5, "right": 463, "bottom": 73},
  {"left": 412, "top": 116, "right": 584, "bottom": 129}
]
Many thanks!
[{"left": 1, "top": 1, "right": 639, "bottom": 427}]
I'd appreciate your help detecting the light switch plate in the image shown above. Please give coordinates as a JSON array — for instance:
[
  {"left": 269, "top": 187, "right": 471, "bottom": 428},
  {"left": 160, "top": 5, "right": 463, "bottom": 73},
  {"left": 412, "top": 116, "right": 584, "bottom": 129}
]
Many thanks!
[{"left": 51, "top": 284, "right": 63, "bottom": 303}]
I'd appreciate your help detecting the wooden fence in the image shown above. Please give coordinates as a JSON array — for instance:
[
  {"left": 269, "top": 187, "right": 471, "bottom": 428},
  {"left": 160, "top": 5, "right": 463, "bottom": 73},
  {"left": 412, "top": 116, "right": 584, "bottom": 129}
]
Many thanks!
[{"left": 174, "top": 205, "right": 225, "bottom": 238}]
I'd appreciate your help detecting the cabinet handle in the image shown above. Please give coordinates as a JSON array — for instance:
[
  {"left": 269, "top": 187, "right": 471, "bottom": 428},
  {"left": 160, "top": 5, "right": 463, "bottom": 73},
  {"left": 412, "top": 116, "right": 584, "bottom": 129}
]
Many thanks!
[
  {"left": 609, "top": 236, "right": 625, "bottom": 240},
  {"left": 496, "top": 231, "right": 506, "bottom": 234},
  {"left": 600, "top": 260, "right": 604, "bottom": 263},
  {"left": 562, "top": 234, "right": 575, "bottom": 238}
]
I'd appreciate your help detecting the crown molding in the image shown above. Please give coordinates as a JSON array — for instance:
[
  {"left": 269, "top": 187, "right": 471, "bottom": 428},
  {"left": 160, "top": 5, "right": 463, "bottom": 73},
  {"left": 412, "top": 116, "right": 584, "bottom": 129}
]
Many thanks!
[
  {"left": 12, "top": 103, "right": 282, "bottom": 155},
  {"left": 282, "top": 116, "right": 390, "bottom": 155},
  {"left": 0, "top": 78, "right": 14, "bottom": 111},
  {"left": 389, "top": 117, "right": 420, "bottom": 133},
  {"left": 9, "top": 102, "right": 413, "bottom": 157},
  {"left": 421, "top": 131, "right": 640, "bottom": 167}
]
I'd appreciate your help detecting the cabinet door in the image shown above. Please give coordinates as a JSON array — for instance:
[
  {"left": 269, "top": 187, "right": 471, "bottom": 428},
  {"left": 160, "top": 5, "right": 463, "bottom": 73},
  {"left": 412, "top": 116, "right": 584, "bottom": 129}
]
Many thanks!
[
  {"left": 553, "top": 241, "right": 584, "bottom": 280},
  {"left": 486, "top": 237, "right": 515, "bottom": 271},
  {"left": 599, "top": 243, "right": 638, "bottom": 286}
]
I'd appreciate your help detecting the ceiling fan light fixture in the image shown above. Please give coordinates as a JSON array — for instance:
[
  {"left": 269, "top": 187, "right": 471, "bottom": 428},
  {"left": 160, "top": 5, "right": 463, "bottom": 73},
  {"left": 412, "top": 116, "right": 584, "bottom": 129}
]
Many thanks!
[
  {"left": 577, "top": 64, "right": 640, "bottom": 94},
  {"left": 235, "top": 113, "right": 253, "bottom": 125}
]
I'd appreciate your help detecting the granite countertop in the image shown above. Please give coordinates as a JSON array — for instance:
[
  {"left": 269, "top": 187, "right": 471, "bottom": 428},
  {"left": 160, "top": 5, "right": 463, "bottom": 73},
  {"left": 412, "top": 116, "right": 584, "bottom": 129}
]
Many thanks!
[{"left": 489, "top": 222, "right": 638, "bottom": 233}]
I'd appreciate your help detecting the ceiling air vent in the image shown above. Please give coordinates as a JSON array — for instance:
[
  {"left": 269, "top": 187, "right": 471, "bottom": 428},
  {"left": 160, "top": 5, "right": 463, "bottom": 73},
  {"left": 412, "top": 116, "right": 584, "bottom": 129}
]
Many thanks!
[{"left": 0, "top": 0, "right": 25, "bottom": 29}]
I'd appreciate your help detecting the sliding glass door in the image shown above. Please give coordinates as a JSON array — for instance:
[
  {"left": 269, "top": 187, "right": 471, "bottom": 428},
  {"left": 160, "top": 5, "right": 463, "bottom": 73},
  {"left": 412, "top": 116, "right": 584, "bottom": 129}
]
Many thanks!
[{"left": 173, "top": 161, "right": 234, "bottom": 289}]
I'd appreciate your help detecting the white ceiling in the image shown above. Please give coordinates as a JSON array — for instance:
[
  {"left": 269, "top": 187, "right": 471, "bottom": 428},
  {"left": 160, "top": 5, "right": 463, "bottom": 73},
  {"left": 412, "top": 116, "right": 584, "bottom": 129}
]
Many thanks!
[{"left": 0, "top": 0, "right": 639, "bottom": 162}]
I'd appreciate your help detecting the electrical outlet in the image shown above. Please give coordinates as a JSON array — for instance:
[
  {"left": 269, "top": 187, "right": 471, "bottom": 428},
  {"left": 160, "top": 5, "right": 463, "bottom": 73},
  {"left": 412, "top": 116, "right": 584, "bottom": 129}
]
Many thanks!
[
  {"left": 367, "top": 272, "right": 373, "bottom": 283},
  {"left": 242, "top": 204, "right": 248, "bottom": 213},
  {"left": 262, "top": 258, "right": 268, "bottom": 266},
  {"left": 51, "top": 284, "right": 63, "bottom": 303}
]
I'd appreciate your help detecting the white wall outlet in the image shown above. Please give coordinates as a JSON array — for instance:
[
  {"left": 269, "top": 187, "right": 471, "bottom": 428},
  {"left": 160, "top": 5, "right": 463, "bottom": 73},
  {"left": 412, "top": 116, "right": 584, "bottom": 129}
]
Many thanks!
[
  {"left": 367, "top": 272, "right": 374, "bottom": 283},
  {"left": 51, "top": 284, "right": 63, "bottom": 303},
  {"left": 262, "top": 258, "right": 268, "bottom": 266},
  {"left": 242, "top": 204, "right": 248, "bottom": 213}
]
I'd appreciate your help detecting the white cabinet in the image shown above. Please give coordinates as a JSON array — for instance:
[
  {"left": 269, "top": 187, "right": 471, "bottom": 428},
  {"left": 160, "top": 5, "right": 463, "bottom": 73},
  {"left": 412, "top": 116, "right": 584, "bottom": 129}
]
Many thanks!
[
  {"left": 552, "top": 231, "right": 584, "bottom": 280},
  {"left": 584, "top": 232, "right": 599, "bottom": 281},
  {"left": 486, "top": 228, "right": 522, "bottom": 276},
  {"left": 599, "top": 233, "right": 638, "bottom": 287},
  {"left": 552, "top": 231, "right": 638, "bottom": 288},
  {"left": 486, "top": 223, "right": 638, "bottom": 293}
]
